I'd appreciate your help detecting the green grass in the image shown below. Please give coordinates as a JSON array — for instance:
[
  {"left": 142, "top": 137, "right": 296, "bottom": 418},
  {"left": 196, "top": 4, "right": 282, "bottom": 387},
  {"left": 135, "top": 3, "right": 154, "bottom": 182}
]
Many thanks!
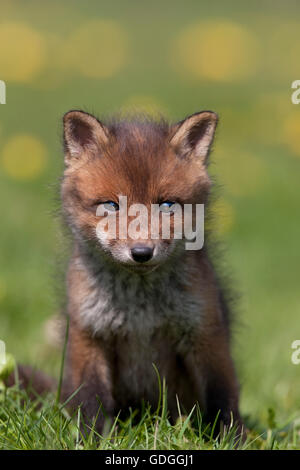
[
  {"left": 1, "top": 377, "right": 300, "bottom": 450},
  {"left": 1, "top": 0, "right": 300, "bottom": 451},
  {"left": 1, "top": 375, "right": 299, "bottom": 450}
]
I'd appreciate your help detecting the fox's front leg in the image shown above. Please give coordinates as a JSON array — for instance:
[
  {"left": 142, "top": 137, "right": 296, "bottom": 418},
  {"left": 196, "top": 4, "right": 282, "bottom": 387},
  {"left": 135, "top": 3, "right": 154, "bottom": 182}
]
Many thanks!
[
  {"left": 184, "top": 326, "right": 243, "bottom": 438},
  {"left": 63, "top": 322, "right": 115, "bottom": 435}
]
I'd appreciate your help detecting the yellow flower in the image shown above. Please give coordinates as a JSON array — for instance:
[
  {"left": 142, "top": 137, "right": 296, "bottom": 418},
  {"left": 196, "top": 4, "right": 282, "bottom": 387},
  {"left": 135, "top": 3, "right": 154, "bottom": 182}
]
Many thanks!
[
  {"left": 281, "top": 113, "right": 300, "bottom": 157},
  {"left": 1, "top": 134, "right": 47, "bottom": 180},
  {"left": 172, "top": 20, "right": 259, "bottom": 82},
  {"left": 0, "top": 22, "right": 46, "bottom": 82}
]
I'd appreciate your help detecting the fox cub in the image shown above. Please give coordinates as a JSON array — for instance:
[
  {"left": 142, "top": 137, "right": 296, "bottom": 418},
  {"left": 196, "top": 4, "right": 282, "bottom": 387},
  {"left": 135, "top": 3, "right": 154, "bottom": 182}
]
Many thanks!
[{"left": 9, "top": 110, "right": 243, "bottom": 436}]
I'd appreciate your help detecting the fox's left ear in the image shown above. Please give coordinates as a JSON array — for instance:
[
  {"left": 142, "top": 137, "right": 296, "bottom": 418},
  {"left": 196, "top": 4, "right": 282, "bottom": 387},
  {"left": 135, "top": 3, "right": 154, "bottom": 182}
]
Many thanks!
[{"left": 170, "top": 111, "right": 218, "bottom": 165}]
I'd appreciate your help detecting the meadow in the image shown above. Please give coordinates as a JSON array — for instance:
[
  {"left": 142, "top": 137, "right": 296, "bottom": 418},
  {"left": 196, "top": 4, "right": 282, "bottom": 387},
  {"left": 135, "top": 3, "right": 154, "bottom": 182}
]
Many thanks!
[{"left": 0, "top": 0, "right": 300, "bottom": 450}]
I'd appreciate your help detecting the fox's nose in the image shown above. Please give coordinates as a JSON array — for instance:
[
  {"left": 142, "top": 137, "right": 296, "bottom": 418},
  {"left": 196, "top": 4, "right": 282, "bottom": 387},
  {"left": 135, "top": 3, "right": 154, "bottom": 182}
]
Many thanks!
[{"left": 131, "top": 245, "right": 154, "bottom": 263}]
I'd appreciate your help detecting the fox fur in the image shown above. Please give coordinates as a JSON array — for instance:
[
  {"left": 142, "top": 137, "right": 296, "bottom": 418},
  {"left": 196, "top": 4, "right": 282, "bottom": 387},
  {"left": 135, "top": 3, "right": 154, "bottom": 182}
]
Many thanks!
[{"left": 7, "top": 110, "right": 243, "bottom": 437}]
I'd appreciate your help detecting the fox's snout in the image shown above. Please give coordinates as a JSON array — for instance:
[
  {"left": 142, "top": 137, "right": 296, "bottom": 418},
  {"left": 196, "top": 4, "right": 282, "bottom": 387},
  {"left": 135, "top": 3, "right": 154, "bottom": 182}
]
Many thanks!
[
  {"left": 131, "top": 244, "right": 154, "bottom": 263},
  {"left": 110, "top": 238, "right": 172, "bottom": 269}
]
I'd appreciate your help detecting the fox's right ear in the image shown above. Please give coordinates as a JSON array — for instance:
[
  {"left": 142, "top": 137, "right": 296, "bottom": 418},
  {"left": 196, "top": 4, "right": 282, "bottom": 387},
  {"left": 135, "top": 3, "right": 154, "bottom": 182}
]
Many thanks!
[{"left": 63, "top": 110, "right": 109, "bottom": 167}]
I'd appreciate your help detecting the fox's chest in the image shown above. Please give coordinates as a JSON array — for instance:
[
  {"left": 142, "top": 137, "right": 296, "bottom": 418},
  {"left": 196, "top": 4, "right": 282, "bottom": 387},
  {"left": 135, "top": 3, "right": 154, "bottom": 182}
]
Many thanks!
[
  {"left": 78, "top": 270, "right": 204, "bottom": 411},
  {"left": 112, "top": 331, "right": 180, "bottom": 409},
  {"left": 79, "top": 272, "right": 203, "bottom": 342}
]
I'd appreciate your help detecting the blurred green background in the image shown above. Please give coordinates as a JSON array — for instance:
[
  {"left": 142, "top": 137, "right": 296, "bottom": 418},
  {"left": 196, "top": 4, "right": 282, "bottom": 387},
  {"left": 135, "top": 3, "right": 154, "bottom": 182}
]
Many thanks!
[{"left": 1, "top": 0, "right": 300, "bottom": 431}]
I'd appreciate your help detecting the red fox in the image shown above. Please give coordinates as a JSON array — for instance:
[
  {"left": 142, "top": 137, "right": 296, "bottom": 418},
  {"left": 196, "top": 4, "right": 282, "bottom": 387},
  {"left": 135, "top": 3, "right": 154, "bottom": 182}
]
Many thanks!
[{"left": 7, "top": 110, "right": 243, "bottom": 437}]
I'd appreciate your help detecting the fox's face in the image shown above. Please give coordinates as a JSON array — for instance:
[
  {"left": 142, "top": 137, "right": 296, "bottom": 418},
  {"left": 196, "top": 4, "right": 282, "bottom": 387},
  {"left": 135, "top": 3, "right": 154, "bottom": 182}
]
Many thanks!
[{"left": 61, "top": 110, "right": 217, "bottom": 273}]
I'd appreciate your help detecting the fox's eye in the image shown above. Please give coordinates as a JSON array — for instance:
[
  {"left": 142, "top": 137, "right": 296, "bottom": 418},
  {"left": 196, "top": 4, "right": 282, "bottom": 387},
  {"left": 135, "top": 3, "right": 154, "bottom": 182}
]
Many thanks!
[
  {"left": 159, "top": 201, "right": 178, "bottom": 213},
  {"left": 101, "top": 201, "right": 119, "bottom": 212}
]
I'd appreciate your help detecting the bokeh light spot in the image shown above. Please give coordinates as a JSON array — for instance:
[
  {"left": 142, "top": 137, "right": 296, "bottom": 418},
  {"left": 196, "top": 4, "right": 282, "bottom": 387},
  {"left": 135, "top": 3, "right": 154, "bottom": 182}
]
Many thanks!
[
  {"left": 1, "top": 134, "right": 47, "bottom": 180},
  {"left": 173, "top": 20, "right": 259, "bottom": 81},
  {"left": 121, "top": 95, "right": 167, "bottom": 117},
  {"left": 61, "top": 20, "right": 129, "bottom": 78},
  {"left": 281, "top": 113, "right": 300, "bottom": 157},
  {"left": 0, "top": 22, "right": 46, "bottom": 82}
]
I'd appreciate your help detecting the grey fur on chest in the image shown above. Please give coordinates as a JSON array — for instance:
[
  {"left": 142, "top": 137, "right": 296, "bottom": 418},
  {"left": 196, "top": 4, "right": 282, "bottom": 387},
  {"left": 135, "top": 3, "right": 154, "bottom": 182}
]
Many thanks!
[{"left": 78, "top": 262, "right": 203, "bottom": 342}]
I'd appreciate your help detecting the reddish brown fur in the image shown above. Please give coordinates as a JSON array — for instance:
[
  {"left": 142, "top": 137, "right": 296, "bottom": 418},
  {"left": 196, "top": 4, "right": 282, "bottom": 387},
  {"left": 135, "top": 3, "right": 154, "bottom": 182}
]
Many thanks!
[{"left": 7, "top": 110, "right": 244, "bottom": 440}]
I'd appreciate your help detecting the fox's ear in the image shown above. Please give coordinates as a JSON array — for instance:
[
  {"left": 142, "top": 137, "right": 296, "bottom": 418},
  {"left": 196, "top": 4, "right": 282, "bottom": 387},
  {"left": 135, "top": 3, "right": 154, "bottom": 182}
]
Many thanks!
[
  {"left": 170, "top": 111, "right": 218, "bottom": 164},
  {"left": 63, "top": 110, "right": 109, "bottom": 167}
]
